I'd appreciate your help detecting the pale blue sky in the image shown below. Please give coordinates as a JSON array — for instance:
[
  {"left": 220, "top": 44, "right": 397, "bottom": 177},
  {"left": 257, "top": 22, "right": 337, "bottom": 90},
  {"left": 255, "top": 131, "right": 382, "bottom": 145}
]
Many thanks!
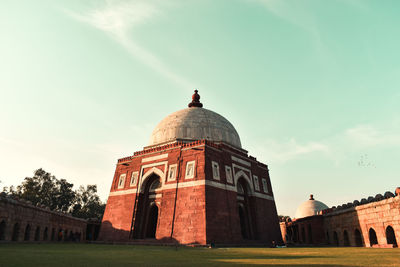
[{"left": 1, "top": 0, "right": 400, "bottom": 217}]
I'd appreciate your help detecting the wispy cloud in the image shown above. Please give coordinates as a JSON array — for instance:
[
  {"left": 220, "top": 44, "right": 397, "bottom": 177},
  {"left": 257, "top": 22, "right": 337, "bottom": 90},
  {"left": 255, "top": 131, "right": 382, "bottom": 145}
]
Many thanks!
[
  {"left": 345, "top": 124, "right": 400, "bottom": 147},
  {"left": 251, "top": 121, "right": 400, "bottom": 165},
  {"left": 252, "top": 138, "right": 330, "bottom": 163},
  {"left": 66, "top": 0, "right": 194, "bottom": 89}
]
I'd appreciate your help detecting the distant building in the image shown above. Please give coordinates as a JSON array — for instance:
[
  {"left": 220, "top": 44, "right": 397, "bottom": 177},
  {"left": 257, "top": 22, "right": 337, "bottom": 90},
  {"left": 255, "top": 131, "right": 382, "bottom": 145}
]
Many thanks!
[
  {"left": 280, "top": 189, "right": 400, "bottom": 248},
  {"left": 99, "top": 91, "right": 282, "bottom": 245}
]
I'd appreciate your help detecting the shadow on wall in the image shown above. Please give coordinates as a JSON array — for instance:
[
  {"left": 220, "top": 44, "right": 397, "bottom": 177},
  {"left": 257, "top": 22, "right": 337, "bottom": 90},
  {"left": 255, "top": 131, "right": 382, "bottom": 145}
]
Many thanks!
[
  {"left": 0, "top": 220, "right": 84, "bottom": 243},
  {"left": 86, "top": 220, "right": 101, "bottom": 241},
  {"left": 99, "top": 220, "right": 188, "bottom": 245}
]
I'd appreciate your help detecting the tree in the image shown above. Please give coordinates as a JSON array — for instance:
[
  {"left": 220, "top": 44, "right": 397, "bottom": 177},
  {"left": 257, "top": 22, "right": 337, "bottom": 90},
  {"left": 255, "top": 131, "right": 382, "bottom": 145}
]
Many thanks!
[
  {"left": 8, "top": 169, "right": 59, "bottom": 209},
  {"left": 3, "top": 168, "right": 105, "bottom": 219},
  {"left": 71, "top": 185, "right": 105, "bottom": 219}
]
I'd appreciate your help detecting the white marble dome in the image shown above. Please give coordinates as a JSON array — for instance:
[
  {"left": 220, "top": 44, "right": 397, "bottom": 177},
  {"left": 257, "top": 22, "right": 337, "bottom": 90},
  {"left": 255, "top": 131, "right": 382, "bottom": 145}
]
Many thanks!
[
  {"left": 149, "top": 105, "right": 242, "bottom": 148},
  {"left": 295, "top": 195, "right": 329, "bottom": 219}
]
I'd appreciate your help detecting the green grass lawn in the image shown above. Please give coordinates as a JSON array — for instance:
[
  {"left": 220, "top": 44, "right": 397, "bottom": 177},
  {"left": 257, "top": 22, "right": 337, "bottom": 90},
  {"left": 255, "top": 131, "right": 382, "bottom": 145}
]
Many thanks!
[{"left": 0, "top": 244, "right": 399, "bottom": 267}]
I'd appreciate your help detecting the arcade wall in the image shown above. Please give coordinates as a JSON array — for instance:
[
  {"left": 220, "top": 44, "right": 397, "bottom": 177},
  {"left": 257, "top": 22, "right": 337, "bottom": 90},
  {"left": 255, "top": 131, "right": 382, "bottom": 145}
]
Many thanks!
[
  {"left": 281, "top": 191, "right": 400, "bottom": 248},
  {"left": 0, "top": 193, "right": 87, "bottom": 242},
  {"left": 324, "top": 194, "right": 400, "bottom": 247}
]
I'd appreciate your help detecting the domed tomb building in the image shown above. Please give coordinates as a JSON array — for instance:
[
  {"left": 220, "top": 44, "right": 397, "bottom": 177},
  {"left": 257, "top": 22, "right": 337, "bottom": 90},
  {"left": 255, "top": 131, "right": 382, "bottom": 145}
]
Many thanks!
[
  {"left": 99, "top": 91, "right": 282, "bottom": 245},
  {"left": 295, "top": 194, "right": 329, "bottom": 219}
]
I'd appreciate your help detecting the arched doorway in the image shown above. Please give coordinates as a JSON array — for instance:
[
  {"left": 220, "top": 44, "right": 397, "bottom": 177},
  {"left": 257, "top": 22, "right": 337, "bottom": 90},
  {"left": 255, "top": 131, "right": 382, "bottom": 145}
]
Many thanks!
[
  {"left": 326, "top": 231, "right": 330, "bottom": 244},
  {"left": 24, "top": 224, "right": 31, "bottom": 241},
  {"left": 58, "top": 229, "right": 63, "bottom": 241},
  {"left": 133, "top": 174, "right": 161, "bottom": 239},
  {"left": 236, "top": 178, "right": 254, "bottom": 240},
  {"left": 238, "top": 204, "right": 248, "bottom": 239},
  {"left": 386, "top": 226, "right": 397, "bottom": 247},
  {"left": 51, "top": 228, "right": 55, "bottom": 241},
  {"left": 43, "top": 227, "right": 48, "bottom": 241},
  {"left": 354, "top": 229, "right": 363, "bottom": 247},
  {"left": 12, "top": 223, "right": 20, "bottom": 241},
  {"left": 34, "top": 226, "right": 40, "bottom": 241},
  {"left": 369, "top": 228, "right": 378, "bottom": 247},
  {"left": 146, "top": 204, "right": 159, "bottom": 238},
  {"left": 64, "top": 229, "right": 69, "bottom": 241},
  {"left": 343, "top": 230, "right": 350, "bottom": 246},
  {"left": 0, "top": 220, "right": 6, "bottom": 240},
  {"left": 333, "top": 231, "right": 339, "bottom": 246}
]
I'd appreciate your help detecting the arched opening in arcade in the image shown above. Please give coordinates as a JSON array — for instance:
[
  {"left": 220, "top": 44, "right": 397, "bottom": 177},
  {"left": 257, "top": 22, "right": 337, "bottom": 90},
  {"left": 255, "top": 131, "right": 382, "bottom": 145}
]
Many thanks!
[
  {"left": 326, "top": 231, "right": 330, "bottom": 244},
  {"left": 236, "top": 177, "right": 254, "bottom": 240},
  {"left": 333, "top": 231, "right": 339, "bottom": 246},
  {"left": 43, "top": 227, "right": 48, "bottom": 241},
  {"left": 133, "top": 173, "right": 161, "bottom": 239},
  {"left": 58, "top": 229, "right": 63, "bottom": 241},
  {"left": 64, "top": 229, "right": 69, "bottom": 241},
  {"left": 34, "top": 226, "right": 40, "bottom": 241},
  {"left": 12, "top": 223, "right": 20, "bottom": 241},
  {"left": 369, "top": 228, "right": 378, "bottom": 247},
  {"left": 343, "top": 230, "right": 350, "bottom": 246},
  {"left": 386, "top": 226, "right": 397, "bottom": 247},
  {"left": 354, "top": 229, "right": 363, "bottom": 247},
  {"left": 24, "top": 224, "right": 31, "bottom": 241},
  {"left": 51, "top": 228, "right": 55, "bottom": 241},
  {"left": 0, "top": 220, "right": 6, "bottom": 240}
]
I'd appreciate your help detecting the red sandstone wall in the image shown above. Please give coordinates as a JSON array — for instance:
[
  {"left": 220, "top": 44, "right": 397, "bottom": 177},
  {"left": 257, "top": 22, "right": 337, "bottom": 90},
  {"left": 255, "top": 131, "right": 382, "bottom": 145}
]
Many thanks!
[
  {"left": 163, "top": 186, "right": 206, "bottom": 244},
  {"left": 204, "top": 145, "right": 282, "bottom": 245},
  {"left": 100, "top": 194, "right": 135, "bottom": 241},
  {"left": 252, "top": 197, "right": 283, "bottom": 244},
  {"left": 323, "top": 196, "right": 400, "bottom": 247},
  {"left": 99, "top": 140, "right": 282, "bottom": 245},
  {"left": 99, "top": 144, "right": 207, "bottom": 244},
  {"left": 0, "top": 195, "right": 86, "bottom": 242}
]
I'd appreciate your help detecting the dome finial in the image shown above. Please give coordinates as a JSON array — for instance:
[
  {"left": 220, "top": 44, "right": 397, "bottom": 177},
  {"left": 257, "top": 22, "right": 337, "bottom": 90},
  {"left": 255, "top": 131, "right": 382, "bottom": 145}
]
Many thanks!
[
  {"left": 188, "top": 89, "right": 203, "bottom": 108},
  {"left": 310, "top": 194, "right": 314, "bottom": 200}
]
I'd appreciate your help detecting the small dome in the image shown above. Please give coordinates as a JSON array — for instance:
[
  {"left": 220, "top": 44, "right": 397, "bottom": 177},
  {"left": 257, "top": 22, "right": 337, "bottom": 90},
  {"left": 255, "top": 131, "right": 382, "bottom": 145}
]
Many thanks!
[
  {"left": 148, "top": 91, "right": 242, "bottom": 148},
  {"left": 295, "top": 194, "right": 329, "bottom": 219}
]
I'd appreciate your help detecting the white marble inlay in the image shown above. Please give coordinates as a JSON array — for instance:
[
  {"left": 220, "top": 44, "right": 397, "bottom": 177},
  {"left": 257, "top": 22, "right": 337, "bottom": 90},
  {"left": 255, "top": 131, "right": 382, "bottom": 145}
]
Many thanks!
[
  {"left": 231, "top": 155, "right": 251, "bottom": 167},
  {"left": 142, "top": 153, "right": 168, "bottom": 163}
]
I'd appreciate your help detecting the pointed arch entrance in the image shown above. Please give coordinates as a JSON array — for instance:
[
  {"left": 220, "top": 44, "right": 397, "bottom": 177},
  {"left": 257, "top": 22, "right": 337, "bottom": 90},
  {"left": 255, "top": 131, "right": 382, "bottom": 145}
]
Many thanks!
[
  {"left": 369, "top": 228, "right": 378, "bottom": 247},
  {"left": 12, "top": 223, "right": 20, "bottom": 241},
  {"left": 0, "top": 220, "right": 6, "bottom": 240},
  {"left": 146, "top": 204, "right": 159, "bottom": 238},
  {"left": 354, "top": 229, "right": 363, "bottom": 247},
  {"left": 24, "top": 224, "right": 31, "bottom": 241},
  {"left": 236, "top": 177, "right": 254, "bottom": 240},
  {"left": 133, "top": 173, "right": 161, "bottom": 239},
  {"left": 386, "top": 226, "right": 397, "bottom": 247},
  {"left": 333, "top": 231, "right": 339, "bottom": 246},
  {"left": 343, "top": 230, "right": 350, "bottom": 246}
]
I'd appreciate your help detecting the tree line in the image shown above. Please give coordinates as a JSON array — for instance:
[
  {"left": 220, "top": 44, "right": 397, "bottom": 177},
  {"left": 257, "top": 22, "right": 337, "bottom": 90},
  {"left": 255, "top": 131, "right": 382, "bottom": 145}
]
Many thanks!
[{"left": 2, "top": 168, "right": 105, "bottom": 220}]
